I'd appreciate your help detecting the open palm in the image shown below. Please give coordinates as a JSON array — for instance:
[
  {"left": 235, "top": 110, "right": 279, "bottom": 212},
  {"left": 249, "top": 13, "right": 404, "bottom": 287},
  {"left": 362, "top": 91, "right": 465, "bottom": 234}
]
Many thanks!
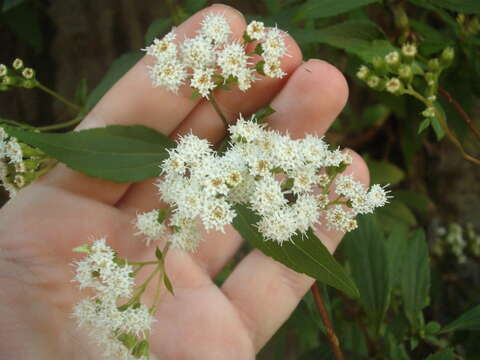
[{"left": 0, "top": 4, "right": 368, "bottom": 360}]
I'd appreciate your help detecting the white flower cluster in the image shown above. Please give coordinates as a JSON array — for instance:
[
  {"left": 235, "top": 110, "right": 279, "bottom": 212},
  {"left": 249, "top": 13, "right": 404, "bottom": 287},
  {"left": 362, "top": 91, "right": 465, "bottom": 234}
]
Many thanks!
[
  {"left": 136, "top": 116, "right": 389, "bottom": 249},
  {"left": 72, "top": 238, "right": 154, "bottom": 360},
  {"left": 0, "top": 127, "right": 49, "bottom": 198},
  {"left": 144, "top": 13, "right": 288, "bottom": 97}
]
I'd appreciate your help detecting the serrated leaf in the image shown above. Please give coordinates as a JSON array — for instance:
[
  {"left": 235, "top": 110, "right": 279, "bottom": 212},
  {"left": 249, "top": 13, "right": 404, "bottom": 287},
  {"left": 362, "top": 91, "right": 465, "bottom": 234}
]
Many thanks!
[
  {"left": 440, "top": 304, "right": 480, "bottom": 333},
  {"left": 366, "top": 159, "right": 405, "bottom": 185},
  {"left": 163, "top": 273, "right": 174, "bottom": 295},
  {"left": 293, "top": 0, "right": 379, "bottom": 22},
  {"left": 425, "top": 349, "right": 455, "bottom": 360},
  {"left": 4, "top": 125, "right": 175, "bottom": 183},
  {"left": 401, "top": 229, "right": 430, "bottom": 328},
  {"left": 86, "top": 52, "right": 143, "bottom": 110},
  {"left": 144, "top": 18, "right": 173, "bottom": 46},
  {"left": 342, "top": 214, "right": 391, "bottom": 330},
  {"left": 232, "top": 204, "right": 359, "bottom": 298}
]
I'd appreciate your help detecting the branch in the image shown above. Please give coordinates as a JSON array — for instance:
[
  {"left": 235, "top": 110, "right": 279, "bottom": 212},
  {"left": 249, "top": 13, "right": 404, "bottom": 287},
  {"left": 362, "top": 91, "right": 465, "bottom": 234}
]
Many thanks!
[
  {"left": 311, "top": 282, "right": 344, "bottom": 360},
  {"left": 439, "top": 87, "right": 480, "bottom": 142}
]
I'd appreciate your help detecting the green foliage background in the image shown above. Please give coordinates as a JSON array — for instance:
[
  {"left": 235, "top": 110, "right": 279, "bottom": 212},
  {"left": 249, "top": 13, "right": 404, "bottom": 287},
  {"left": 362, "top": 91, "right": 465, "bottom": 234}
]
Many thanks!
[{"left": 1, "top": 0, "right": 480, "bottom": 359}]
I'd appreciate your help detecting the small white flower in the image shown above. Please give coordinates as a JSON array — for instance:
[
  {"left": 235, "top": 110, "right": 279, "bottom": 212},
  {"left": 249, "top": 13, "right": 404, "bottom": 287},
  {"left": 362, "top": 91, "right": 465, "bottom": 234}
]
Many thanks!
[
  {"left": 386, "top": 77, "right": 403, "bottom": 94},
  {"left": 367, "top": 184, "right": 390, "bottom": 208},
  {"left": 148, "top": 60, "right": 187, "bottom": 93},
  {"left": 190, "top": 67, "right": 216, "bottom": 98},
  {"left": 201, "top": 198, "right": 236, "bottom": 232},
  {"left": 168, "top": 214, "right": 202, "bottom": 251},
  {"left": 229, "top": 115, "right": 265, "bottom": 143},
  {"left": 262, "top": 27, "right": 287, "bottom": 60},
  {"left": 198, "top": 13, "right": 232, "bottom": 46},
  {"left": 257, "top": 207, "right": 298, "bottom": 244},
  {"left": 5, "top": 138, "right": 23, "bottom": 164},
  {"left": 217, "top": 42, "right": 250, "bottom": 79},
  {"left": 325, "top": 205, "right": 357, "bottom": 232},
  {"left": 335, "top": 174, "right": 365, "bottom": 199},
  {"left": 12, "top": 58, "right": 23, "bottom": 70},
  {"left": 356, "top": 65, "right": 369, "bottom": 80},
  {"left": 293, "top": 194, "right": 320, "bottom": 233},
  {"left": 385, "top": 51, "right": 400, "bottom": 66},
  {"left": 180, "top": 36, "right": 216, "bottom": 69},
  {"left": 401, "top": 43, "right": 417, "bottom": 58},
  {"left": 246, "top": 21, "right": 266, "bottom": 41},
  {"left": 250, "top": 175, "right": 287, "bottom": 216},
  {"left": 0, "top": 64, "right": 7, "bottom": 77},
  {"left": 263, "top": 59, "right": 286, "bottom": 79},
  {"left": 144, "top": 31, "right": 177, "bottom": 60},
  {"left": 134, "top": 210, "right": 166, "bottom": 245}
]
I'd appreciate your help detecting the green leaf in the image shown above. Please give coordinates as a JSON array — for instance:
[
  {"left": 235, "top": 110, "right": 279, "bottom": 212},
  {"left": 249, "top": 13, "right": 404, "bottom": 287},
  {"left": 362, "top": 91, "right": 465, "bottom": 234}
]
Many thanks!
[
  {"left": 377, "top": 199, "right": 417, "bottom": 231},
  {"left": 290, "top": 21, "right": 394, "bottom": 62},
  {"left": 425, "top": 348, "right": 455, "bottom": 360},
  {"left": 86, "top": 52, "right": 143, "bottom": 110},
  {"left": 232, "top": 204, "right": 359, "bottom": 298},
  {"left": 293, "top": 0, "right": 379, "bottom": 22},
  {"left": 184, "top": 0, "right": 210, "bottom": 13},
  {"left": 342, "top": 214, "right": 391, "bottom": 328},
  {"left": 366, "top": 159, "right": 405, "bottom": 185},
  {"left": 394, "top": 190, "right": 433, "bottom": 216},
  {"left": 424, "top": 0, "right": 480, "bottom": 15},
  {"left": 155, "top": 247, "right": 163, "bottom": 261},
  {"left": 418, "top": 118, "right": 431, "bottom": 134},
  {"left": 401, "top": 229, "right": 430, "bottom": 328},
  {"left": 385, "top": 224, "right": 409, "bottom": 288},
  {"left": 2, "top": 0, "right": 25, "bottom": 12},
  {"left": 253, "top": 103, "right": 276, "bottom": 123},
  {"left": 163, "top": 273, "right": 174, "bottom": 295},
  {"left": 144, "top": 18, "right": 173, "bottom": 46},
  {"left": 4, "top": 125, "right": 175, "bottom": 183},
  {"left": 440, "top": 304, "right": 480, "bottom": 333}
]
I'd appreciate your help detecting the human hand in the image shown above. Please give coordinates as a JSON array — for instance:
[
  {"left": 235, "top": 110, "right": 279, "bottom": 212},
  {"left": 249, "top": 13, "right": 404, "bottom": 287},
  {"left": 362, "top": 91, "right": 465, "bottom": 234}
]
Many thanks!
[{"left": 0, "top": 4, "right": 369, "bottom": 359}]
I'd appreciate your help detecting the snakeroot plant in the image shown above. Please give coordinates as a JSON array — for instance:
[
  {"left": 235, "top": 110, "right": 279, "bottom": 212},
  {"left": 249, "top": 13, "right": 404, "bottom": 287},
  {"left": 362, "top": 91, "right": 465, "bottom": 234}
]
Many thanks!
[{"left": 68, "top": 15, "right": 390, "bottom": 359}]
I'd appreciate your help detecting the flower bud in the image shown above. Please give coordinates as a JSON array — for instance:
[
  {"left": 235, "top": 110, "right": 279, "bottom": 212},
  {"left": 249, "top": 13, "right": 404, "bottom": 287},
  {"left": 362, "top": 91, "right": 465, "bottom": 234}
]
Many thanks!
[
  {"left": 428, "top": 58, "right": 441, "bottom": 72},
  {"left": 356, "top": 65, "right": 370, "bottom": 80},
  {"left": 401, "top": 43, "right": 417, "bottom": 60},
  {"left": 22, "top": 67, "right": 35, "bottom": 80},
  {"left": 386, "top": 77, "right": 404, "bottom": 95},
  {"left": 425, "top": 72, "right": 438, "bottom": 87},
  {"left": 427, "top": 95, "right": 437, "bottom": 102},
  {"left": 372, "top": 56, "right": 388, "bottom": 75},
  {"left": 0, "top": 64, "right": 7, "bottom": 77},
  {"left": 457, "top": 13, "right": 465, "bottom": 25},
  {"left": 12, "top": 58, "right": 23, "bottom": 70},
  {"left": 367, "top": 75, "right": 384, "bottom": 90},
  {"left": 385, "top": 51, "right": 400, "bottom": 67},
  {"left": 398, "top": 64, "right": 413, "bottom": 82},
  {"left": 422, "top": 106, "right": 436, "bottom": 118},
  {"left": 440, "top": 47, "right": 454, "bottom": 66}
]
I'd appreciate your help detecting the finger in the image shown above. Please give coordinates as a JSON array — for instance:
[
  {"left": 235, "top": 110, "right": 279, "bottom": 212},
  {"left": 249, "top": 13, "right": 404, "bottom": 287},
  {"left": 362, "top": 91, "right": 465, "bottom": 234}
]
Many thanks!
[
  {"left": 34, "top": 4, "right": 247, "bottom": 205},
  {"left": 222, "top": 153, "right": 369, "bottom": 351}
]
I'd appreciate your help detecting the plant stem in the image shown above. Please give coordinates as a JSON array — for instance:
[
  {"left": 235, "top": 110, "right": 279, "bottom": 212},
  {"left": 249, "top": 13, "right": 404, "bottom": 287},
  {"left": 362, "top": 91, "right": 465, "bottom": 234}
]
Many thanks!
[
  {"left": 0, "top": 117, "right": 36, "bottom": 130},
  {"left": 438, "top": 87, "right": 480, "bottom": 142},
  {"left": 311, "top": 282, "right": 344, "bottom": 360},
  {"left": 209, "top": 93, "right": 229, "bottom": 130},
  {"left": 36, "top": 114, "right": 84, "bottom": 131},
  {"left": 35, "top": 82, "right": 82, "bottom": 113},
  {"left": 405, "top": 86, "right": 480, "bottom": 165}
]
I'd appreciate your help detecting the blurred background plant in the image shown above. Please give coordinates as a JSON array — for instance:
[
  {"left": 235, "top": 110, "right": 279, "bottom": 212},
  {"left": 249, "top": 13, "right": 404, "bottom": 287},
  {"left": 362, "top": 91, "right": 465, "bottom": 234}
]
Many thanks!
[{"left": 1, "top": 0, "right": 480, "bottom": 359}]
